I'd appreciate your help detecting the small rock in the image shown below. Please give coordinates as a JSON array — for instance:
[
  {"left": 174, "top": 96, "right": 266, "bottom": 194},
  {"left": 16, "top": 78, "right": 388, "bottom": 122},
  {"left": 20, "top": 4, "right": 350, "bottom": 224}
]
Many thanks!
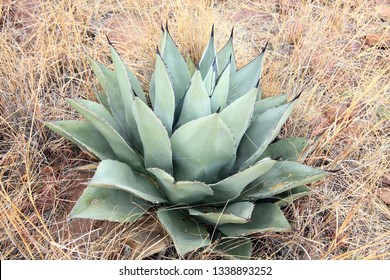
[
  {"left": 376, "top": 188, "right": 390, "bottom": 204},
  {"left": 364, "top": 34, "right": 390, "bottom": 48},
  {"left": 376, "top": 5, "right": 390, "bottom": 22}
]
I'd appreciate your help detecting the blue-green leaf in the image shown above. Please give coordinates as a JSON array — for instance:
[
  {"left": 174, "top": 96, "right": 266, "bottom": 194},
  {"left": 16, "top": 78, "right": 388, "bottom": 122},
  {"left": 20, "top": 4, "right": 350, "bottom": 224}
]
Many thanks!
[
  {"left": 228, "top": 48, "right": 266, "bottom": 104},
  {"left": 219, "top": 88, "right": 257, "bottom": 147},
  {"left": 175, "top": 70, "right": 211, "bottom": 128},
  {"left": 216, "top": 29, "right": 237, "bottom": 74},
  {"left": 208, "top": 158, "right": 275, "bottom": 202},
  {"left": 258, "top": 137, "right": 308, "bottom": 162},
  {"left": 148, "top": 168, "right": 213, "bottom": 205},
  {"left": 160, "top": 29, "right": 191, "bottom": 102},
  {"left": 133, "top": 98, "right": 172, "bottom": 174},
  {"left": 153, "top": 55, "right": 176, "bottom": 135},
  {"left": 240, "top": 161, "right": 329, "bottom": 200},
  {"left": 171, "top": 114, "right": 235, "bottom": 183},
  {"left": 213, "top": 237, "right": 252, "bottom": 260},
  {"left": 235, "top": 98, "right": 298, "bottom": 171},
  {"left": 45, "top": 120, "right": 116, "bottom": 160},
  {"left": 199, "top": 25, "right": 216, "bottom": 79},
  {"left": 253, "top": 94, "right": 288, "bottom": 117},
  {"left": 218, "top": 203, "right": 291, "bottom": 236},
  {"left": 67, "top": 99, "right": 144, "bottom": 171},
  {"left": 210, "top": 64, "right": 230, "bottom": 112},
  {"left": 89, "top": 160, "right": 167, "bottom": 203},
  {"left": 188, "top": 202, "right": 254, "bottom": 225},
  {"left": 157, "top": 209, "right": 211, "bottom": 256},
  {"left": 69, "top": 187, "right": 150, "bottom": 222}
]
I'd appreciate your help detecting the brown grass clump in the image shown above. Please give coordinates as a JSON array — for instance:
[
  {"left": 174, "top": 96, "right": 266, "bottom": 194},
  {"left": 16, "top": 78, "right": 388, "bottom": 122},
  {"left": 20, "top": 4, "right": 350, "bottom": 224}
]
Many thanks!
[{"left": 0, "top": 0, "right": 389, "bottom": 260}]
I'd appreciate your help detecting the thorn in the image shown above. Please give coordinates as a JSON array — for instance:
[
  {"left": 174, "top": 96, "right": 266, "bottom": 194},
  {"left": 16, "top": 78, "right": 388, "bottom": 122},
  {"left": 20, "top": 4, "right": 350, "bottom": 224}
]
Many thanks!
[
  {"left": 165, "top": 19, "right": 169, "bottom": 33},
  {"left": 211, "top": 23, "right": 215, "bottom": 38},
  {"left": 230, "top": 26, "right": 234, "bottom": 39},
  {"left": 325, "top": 169, "right": 341, "bottom": 173},
  {"left": 292, "top": 88, "right": 304, "bottom": 101},
  {"left": 255, "top": 78, "right": 261, "bottom": 88},
  {"left": 105, "top": 34, "right": 113, "bottom": 46},
  {"left": 262, "top": 41, "right": 269, "bottom": 53},
  {"left": 156, "top": 46, "right": 160, "bottom": 56},
  {"left": 160, "top": 22, "right": 165, "bottom": 33}
]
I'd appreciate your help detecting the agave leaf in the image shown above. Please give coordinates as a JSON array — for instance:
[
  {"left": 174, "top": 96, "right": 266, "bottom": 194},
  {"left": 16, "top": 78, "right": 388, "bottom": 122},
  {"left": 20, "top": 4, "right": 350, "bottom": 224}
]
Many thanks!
[
  {"left": 241, "top": 161, "right": 329, "bottom": 200},
  {"left": 210, "top": 64, "right": 230, "bottom": 112},
  {"left": 236, "top": 98, "right": 298, "bottom": 171},
  {"left": 208, "top": 158, "right": 276, "bottom": 202},
  {"left": 153, "top": 55, "right": 176, "bottom": 135},
  {"left": 253, "top": 93, "right": 289, "bottom": 117},
  {"left": 213, "top": 237, "right": 252, "bottom": 260},
  {"left": 89, "top": 58, "right": 129, "bottom": 135},
  {"left": 126, "top": 66, "right": 147, "bottom": 104},
  {"left": 228, "top": 48, "right": 265, "bottom": 104},
  {"left": 148, "top": 168, "right": 213, "bottom": 205},
  {"left": 45, "top": 120, "right": 116, "bottom": 160},
  {"left": 175, "top": 70, "right": 212, "bottom": 128},
  {"left": 218, "top": 203, "right": 291, "bottom": 236},
  {"left": 67, "top": 99, "right": 144, "bottom": 171},
  {"left": 157, "top": 209, "right": 211, "bottom": 257},
  {"left": 274, "top": 186, "right": 312, "bottom": 207},
  {"left": 160, "top": 29, "right": 191, "bottom": 101},
  {"left": 93, "top": 90, "right": 109, "bottom": 109},
  {"left": 203, "top": 60, "right": 217, "bottom": 96},
  {"left": 199, "top": 25, "right": 216, "bottom": 78},
  {"left": 69, "top": 187, "right": 151, "bottom": 222},
  {"left": 133, "top": 98, "right": 172, "bottom": 174},
  {"left": 216, "top": 29, "right": 237, "bottom": 74},
  {"left": 258, "top": 137, "right": 308, "bottom": 162},
  {"left": 219, "top": 88, "right": 257, "bottom": 147},
  {"left": 188, "top": 202, "right": 254, "bottom": 225},
  {"left": 89, "top": 160, "right": 168, "bottom": 203},
  {"left": 109, "top": 45, "right": 133, "bottom": 105},
  {"left": 186, "top": 55, "right": 196, "bottom": 76},
  {"left": 72, "top": 99, "right": 121, "bottom": 133},
  {"left": 171, "top": 114, "right": 235, "bottom": 183}
]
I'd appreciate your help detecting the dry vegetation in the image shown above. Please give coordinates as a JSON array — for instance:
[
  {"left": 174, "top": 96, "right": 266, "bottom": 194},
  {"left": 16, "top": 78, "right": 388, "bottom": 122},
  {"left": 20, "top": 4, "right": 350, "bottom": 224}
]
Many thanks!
[{"left": 0, "top": 0, "right": 389, "bottom": 260}]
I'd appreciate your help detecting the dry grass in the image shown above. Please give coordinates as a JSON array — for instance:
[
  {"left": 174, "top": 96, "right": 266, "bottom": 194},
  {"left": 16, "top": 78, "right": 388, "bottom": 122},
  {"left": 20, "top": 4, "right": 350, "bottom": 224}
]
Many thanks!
[{"left": 0, "top": 0, "right": 389, "bottom": 260}]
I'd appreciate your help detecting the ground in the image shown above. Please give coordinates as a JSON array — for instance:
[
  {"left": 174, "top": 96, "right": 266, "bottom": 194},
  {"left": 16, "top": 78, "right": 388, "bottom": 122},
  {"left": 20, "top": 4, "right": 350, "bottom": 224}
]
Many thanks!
[{"left": 0, "top": 0, "right": 389, "bottom": 259}]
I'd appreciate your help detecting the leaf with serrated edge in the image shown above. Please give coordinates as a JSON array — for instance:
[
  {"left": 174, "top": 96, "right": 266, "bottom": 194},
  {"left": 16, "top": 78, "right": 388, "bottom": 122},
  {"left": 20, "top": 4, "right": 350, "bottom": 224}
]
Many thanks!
[
  {"left": 274, "top": 186, "right": 312, "bottom": 207},
  {"left": 228, "top": 49, "right": 265, "bottom": 104},
  {"left": 153, "top": 55, "right": 175, "bottom": 135},
  {"left": 199, "top": 25, "right": 216, "bottom": 79},
  {"left": 171, "top": 114, "right": 235, "bottom": 183},
  {"left": 89, "top": 58, "right": 128, "bottom": 135},
  {"left": 46, "top": 120, "right": 116, "bottom": 160},
  {"left": 218, "top": 203, "right": 291, "bottom": 236},
  {"left": 213, "top": 237, "right": 252, "bottom": 260},
  {"left": 176, "top": 70, "right": 211, "bottom": 128},
  {"left": 133, "top": 98, "right": 172, "bottom": 174},
  {"left": 219, "top": 88, "right": 257, "bottom": 147},
  {"left": 148, "top": 168, "right": 213, "bottom": 205},
  {"left": 69, "top": 187, "right": 151, "bottom": 222},
  {"left": 89, "top": 160, "right": 167, "bottom": 203},
  {"left": 208, "top": 158, "right": 275, "bottom": 202},
  {"left": 188, "top": 202, "right": 254, "bottom": 225},
  {"left": 253, "top": 94, "right": 288, "bottom": 117},
  {"left": 160, "top": 29, "right": 191, "bottom": 102},
  {"left": 210, "top": 64, "right": 230, "bottom": 112},
  {"left": 236, "top": 99, "right": 298, "bottom": 171},
  {"left": 157, "top": 209, "right": 211, "bottom": 257},
  {"left": 258, "top": 137, "right": 308, "bottom": 162},
  {"left": 216, "top": 29, "right": 237, "bottom": 74},
  {"left": 241, "top": 161, "right": 329, "bottom": 200},
  {"left": 67, "top": 99, "right": 144, "bottom": 171}
]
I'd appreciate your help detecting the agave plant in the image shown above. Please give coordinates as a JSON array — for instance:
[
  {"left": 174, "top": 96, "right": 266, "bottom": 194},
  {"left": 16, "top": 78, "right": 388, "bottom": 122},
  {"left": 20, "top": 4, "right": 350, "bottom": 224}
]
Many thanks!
[{"left": 46, "top": 25, "right": 330, "bottom": 259}]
